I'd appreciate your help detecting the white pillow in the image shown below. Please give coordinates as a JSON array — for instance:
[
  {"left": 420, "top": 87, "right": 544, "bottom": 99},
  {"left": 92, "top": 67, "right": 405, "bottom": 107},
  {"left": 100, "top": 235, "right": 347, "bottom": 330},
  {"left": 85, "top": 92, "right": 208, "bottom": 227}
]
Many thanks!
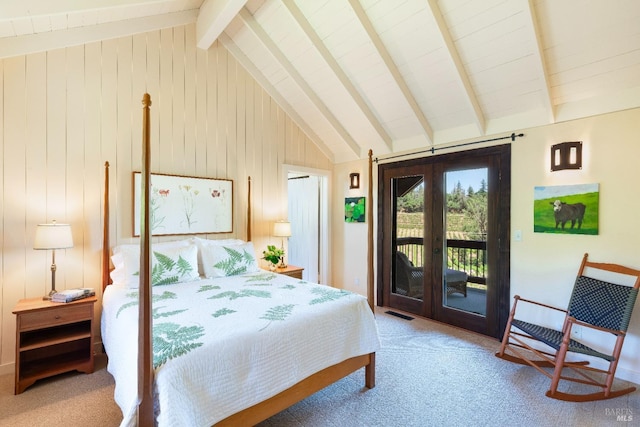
[
  {"left": 110, "top": 252, "right": 127, "bottom": 286},
  {"left": 110, "top": 239, "right": 192, "bottom": 286},
  {"left": 191, "top": 237, "right": 245, "bottom": 276},
  {"left": 149, "top": 244, "right": 199, "bottom": 286},
  {"left": 201, "top": 241, "right": 259, "bottom": 278},
  {"left": 113, "top": 242, "right": 199, "bottom": 288}
]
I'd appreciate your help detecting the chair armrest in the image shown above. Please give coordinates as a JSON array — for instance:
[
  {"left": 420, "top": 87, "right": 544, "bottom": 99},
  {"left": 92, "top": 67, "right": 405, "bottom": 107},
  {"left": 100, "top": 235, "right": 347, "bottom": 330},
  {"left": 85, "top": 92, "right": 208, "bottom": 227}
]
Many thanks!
[
  {"left": 568, "top": 317, "right": 626, "bottom": 336},
  {"left": 514, "top": 295, "right": 567, "bottom": 313}
]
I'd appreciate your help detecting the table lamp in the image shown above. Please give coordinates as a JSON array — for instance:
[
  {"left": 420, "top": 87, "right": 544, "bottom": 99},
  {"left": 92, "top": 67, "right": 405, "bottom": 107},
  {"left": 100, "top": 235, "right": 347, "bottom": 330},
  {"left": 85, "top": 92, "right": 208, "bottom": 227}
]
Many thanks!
[
  {"left": 273, "top": 220, "right": 292, "bottom": 268},
  {"left": 34, "top": 221, "right": 74, "bottom": 300}
]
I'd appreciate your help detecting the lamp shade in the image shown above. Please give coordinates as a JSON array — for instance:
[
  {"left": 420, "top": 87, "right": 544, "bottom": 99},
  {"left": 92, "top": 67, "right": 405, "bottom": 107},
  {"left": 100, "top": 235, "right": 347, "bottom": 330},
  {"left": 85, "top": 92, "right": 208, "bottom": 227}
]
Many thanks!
[
  {"left": 273, "top": 221, "right": 292, "bottom": 238},
  {"left": 34, "top": 222, "right": 73, "bottom": 250}
]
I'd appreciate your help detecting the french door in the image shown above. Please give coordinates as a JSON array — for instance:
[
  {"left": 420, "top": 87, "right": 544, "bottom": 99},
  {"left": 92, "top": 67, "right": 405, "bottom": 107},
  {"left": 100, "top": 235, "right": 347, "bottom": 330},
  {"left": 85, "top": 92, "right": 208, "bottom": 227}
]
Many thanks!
[{"left": 377, "top": 145, "right": 510, "bottom": 338}]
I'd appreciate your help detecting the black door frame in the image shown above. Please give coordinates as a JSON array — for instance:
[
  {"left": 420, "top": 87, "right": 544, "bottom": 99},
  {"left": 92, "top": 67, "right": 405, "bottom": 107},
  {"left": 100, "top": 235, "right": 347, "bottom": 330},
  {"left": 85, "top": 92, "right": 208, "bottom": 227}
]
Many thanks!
[{"left": 376, "top": 144, "right": 511, "bottom": 338}]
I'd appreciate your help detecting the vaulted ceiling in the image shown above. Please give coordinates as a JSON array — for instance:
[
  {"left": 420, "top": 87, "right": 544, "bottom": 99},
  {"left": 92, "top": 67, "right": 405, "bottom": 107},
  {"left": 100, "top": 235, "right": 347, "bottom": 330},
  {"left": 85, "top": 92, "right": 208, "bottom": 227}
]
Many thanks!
[{"left": 2, "top": 0, "right": 640, "bottom": 163}]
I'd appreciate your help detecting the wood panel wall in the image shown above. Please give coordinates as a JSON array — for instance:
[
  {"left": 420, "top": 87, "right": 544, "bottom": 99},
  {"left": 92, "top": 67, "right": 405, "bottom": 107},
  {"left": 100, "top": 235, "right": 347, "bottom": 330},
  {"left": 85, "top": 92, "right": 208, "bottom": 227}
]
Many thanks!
[{"left": 0, "top": 23, "right": 331, "bottom": 372}]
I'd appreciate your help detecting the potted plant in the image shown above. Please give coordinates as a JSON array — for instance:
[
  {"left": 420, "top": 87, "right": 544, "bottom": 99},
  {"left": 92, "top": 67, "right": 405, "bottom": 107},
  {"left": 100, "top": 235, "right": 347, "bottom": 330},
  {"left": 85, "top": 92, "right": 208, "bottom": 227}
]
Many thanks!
[{"left": 262, "top": 245, "right": 284, "bottom": 270}]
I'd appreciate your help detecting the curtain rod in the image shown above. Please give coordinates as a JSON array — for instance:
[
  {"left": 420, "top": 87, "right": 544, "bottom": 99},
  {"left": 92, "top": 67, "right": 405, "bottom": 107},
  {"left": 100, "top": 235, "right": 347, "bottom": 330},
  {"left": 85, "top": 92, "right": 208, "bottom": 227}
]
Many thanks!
[{"left": 374, "top": 132, "right": 524, "bottom": 163}]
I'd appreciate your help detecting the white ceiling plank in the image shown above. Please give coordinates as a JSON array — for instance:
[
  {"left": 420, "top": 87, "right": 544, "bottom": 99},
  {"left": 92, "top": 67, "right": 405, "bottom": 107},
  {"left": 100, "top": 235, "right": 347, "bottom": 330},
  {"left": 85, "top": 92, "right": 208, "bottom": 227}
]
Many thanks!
[
  {"left": 219, "top": 31, "right": 336, "bottom": 162},
  {"left": 0, "top": 0, "right": 158, "bottom": 19},
  {"left": 0, "top": 21, "right": 15, "bottom": 37},
  {"left": 427, "top": 0, "right": 485, "bottom": 135},
  {"left": 283, "top": 0, "right": 392, "bottom": 152},
  {"left": 1, "top": 0, "right": 639, "bottom": 162},
  {"left": 349, "top": 0, "right": 433, "bottom": 144},
  {"left": 555, "top": 84, "right": 640, "bottom": 124},
  {"left": 238, "top": 7, "right": 361, "bottom": 158},
  {"left": 196, "top": 0, "right": 247, "bottom": 49},
  {"left": 0, "top": 10, "right": 198, "bottom": 59}
]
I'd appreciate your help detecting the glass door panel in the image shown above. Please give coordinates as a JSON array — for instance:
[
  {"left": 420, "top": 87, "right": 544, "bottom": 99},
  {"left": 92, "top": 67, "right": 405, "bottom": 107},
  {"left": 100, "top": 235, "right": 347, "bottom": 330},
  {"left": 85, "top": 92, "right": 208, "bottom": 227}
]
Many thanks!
[
  {"left": 393, "top": 175, "right": 425, "bottom": 300},
  {"left": 443, "top": 168, "right": 488, "bottom": 316}
]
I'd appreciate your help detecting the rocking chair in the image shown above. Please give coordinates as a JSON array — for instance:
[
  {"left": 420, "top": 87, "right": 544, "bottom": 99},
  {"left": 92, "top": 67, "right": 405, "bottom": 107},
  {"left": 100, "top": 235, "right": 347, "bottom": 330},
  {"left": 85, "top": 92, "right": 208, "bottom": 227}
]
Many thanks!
[{"left": 496, "top": 253, "right": 640, "bottom": 401}]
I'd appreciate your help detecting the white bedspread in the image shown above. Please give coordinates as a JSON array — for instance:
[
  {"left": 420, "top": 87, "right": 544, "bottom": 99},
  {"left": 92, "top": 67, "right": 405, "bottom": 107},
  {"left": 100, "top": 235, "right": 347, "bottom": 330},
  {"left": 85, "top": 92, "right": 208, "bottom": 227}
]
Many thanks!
[{"left": 101, "top": 271, "right": 380, "bottom": 426}]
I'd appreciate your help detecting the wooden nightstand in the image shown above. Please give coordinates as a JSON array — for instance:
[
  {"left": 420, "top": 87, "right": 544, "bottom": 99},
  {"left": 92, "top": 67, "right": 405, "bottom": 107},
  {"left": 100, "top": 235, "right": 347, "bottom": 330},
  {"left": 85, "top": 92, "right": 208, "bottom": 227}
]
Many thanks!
[
  {"left": 13, "top": 296, "right": 96, "bottom": 394},
  {"left": 275, "top": 265, "right": 304, "bottom": 279}
]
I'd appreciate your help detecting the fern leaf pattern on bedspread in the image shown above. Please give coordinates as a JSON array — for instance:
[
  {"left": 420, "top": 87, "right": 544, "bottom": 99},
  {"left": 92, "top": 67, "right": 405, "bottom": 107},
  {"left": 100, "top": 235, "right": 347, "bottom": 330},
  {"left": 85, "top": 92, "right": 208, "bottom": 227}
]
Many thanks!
[{"left": 101, "top": 271, "right": 380, "bottom": 427}]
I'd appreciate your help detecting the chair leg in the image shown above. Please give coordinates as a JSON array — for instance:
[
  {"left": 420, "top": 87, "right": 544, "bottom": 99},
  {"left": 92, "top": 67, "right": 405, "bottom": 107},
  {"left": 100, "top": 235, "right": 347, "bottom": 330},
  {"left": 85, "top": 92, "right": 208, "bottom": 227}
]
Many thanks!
[
  {"left": 496, "top": 297, "right": 519, "bottom": 357},
  {"left": 548, "top": 334, "right": 570, "bottom": 396}
]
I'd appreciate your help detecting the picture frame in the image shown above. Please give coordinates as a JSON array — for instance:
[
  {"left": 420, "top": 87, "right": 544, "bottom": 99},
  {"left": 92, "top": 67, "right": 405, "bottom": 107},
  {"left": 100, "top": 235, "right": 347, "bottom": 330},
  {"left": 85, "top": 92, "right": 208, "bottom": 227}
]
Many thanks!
[
  {"left": 345, "top": 197, "right": 366, "bottom": 223},
  {"left": 533, "top": 183, "right": 599, "bottom": 235},
  {"left": 133, "top": 172, "right": 233, "bottom": 236}
]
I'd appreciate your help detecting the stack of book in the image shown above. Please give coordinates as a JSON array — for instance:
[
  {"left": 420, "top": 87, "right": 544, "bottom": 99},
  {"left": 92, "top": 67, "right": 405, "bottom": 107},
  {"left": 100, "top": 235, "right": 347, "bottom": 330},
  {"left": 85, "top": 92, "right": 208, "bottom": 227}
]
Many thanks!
[{"left": 51, "top": 288, "right": 95, "bottom": 303}]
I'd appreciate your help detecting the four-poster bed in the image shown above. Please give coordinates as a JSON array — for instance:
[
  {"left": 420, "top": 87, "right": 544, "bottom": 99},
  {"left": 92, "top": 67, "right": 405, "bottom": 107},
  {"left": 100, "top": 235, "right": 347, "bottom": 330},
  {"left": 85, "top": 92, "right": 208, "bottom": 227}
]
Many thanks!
[{"left": 100, "top": 94, "right": 378, "bottom": 426}]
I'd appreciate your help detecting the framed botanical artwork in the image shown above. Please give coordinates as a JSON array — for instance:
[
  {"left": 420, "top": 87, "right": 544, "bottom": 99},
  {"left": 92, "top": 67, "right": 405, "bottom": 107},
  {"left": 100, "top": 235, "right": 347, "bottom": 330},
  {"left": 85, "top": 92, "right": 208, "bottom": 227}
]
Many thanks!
[
  {"left": 133, "top": 172, "right": 233, "bottom": 236},
  {"left": 345, "top": 197, "right": 365, "bottom": 223},
  {"left": 533, "top": 183, "right": 599, "bottom": 235}
]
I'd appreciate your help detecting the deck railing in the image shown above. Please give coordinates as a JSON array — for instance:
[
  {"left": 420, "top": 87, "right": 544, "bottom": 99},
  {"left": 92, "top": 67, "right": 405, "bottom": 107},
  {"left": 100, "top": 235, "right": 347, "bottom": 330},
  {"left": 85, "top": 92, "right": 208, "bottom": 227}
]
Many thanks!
[{"left": 396, "top": 237, "right": 487, "bottom": 286}]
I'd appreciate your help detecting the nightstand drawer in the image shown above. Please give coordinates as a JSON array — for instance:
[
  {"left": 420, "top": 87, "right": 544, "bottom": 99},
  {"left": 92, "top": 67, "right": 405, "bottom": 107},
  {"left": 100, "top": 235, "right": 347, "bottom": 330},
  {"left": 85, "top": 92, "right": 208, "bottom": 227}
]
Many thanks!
[
  {"left": 275, "top": 265, "right": 304, "bottom": 279},
  {"left": 19, "top": 304, "right": 92, "bottom": 331}
]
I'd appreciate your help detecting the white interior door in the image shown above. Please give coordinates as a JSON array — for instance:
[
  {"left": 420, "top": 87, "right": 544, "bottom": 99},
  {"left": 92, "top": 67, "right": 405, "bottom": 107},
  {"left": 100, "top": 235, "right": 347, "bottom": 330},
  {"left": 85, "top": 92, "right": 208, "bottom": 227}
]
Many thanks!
[{"left": 287, "top": 175, "right": 320, "bottom": 283}]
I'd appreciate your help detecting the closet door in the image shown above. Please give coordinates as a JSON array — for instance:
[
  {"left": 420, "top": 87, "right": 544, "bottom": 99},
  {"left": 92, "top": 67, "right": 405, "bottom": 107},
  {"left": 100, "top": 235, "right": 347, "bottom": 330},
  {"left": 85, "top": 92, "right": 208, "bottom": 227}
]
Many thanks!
[{"left": 288, "top": 175, "right": 320, "bottom": 282}]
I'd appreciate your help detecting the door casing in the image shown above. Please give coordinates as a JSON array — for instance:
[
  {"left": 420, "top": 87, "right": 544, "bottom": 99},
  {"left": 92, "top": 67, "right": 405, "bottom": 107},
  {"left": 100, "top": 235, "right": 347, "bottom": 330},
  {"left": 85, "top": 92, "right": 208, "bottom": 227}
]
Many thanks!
[{"left": 376, "top": 145, "right": 511, "bottom": 338}]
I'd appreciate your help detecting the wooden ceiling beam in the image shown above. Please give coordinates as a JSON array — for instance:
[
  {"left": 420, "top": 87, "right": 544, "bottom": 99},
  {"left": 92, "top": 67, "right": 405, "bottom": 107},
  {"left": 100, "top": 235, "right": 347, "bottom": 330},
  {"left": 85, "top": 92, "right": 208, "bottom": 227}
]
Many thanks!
[
  {"left": 523, "top": 0, "right": 555, "bottom": 124},
  {"left": 196, "top": 0, "right": 248, "bottom": 50},
  {"left": 283, "top": 0, "right": 393, "bottom": 153},
  {"left": 219, "top": 31, "right": 336, "bottom": 163},
  {"left": 238, "top": 7, "right": 362, "bottom": 158},
  {"left": 426, "top": 0, "right": 486, "bottom": 135},
  {"left": 348, "top": 0, "right": 434, "bottom": 145},
  {"left": 0, "top": 10, "right": 197, "bottom": 59}
]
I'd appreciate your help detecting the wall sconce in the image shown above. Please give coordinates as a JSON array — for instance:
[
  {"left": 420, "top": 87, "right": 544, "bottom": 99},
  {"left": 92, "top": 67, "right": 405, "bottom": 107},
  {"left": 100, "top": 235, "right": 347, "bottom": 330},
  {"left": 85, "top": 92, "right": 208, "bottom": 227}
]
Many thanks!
[
  {"left": 551, "top": 141, "right": 582, "bottom": 171},
  {"left": 349, "top": 173, "right": 360, "bottom": 189}
]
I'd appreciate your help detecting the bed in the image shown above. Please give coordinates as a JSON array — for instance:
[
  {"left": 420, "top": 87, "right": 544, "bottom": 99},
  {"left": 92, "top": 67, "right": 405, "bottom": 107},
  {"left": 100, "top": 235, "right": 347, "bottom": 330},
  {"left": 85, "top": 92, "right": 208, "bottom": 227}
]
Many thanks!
[{"left": 100, "top": 93, "right": 379, "bottom": 426}]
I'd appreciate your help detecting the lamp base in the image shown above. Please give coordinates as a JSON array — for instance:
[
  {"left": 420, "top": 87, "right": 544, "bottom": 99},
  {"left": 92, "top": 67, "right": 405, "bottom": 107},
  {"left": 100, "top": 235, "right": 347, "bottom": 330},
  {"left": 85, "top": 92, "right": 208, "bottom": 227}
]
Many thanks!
[
  {"left": 43, "top": 289, "right": 57, "bottom": 301},
  {"left": 278, "top": 257, "right": 287, "bottom": 269}
]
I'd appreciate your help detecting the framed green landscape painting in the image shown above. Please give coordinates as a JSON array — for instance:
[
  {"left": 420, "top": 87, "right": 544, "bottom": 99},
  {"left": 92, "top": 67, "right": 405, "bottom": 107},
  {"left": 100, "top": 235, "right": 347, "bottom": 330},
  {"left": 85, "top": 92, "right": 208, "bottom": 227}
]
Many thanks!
[
  {"left": 345, "top": 197, "right": 365, "bottom": 223},
  {"left": 533, "top": 183, "right": 599, "bottom": 235}
]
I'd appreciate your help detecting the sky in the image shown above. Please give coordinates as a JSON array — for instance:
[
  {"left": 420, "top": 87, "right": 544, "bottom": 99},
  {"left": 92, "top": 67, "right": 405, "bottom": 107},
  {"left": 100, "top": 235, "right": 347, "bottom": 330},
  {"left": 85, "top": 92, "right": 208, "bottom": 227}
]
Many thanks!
[
  {"left": 534, "top": 183, "right": 599, "bottom": 200},
  {"left": 445, "top": 168, "right": 487, "bottom": 194}
]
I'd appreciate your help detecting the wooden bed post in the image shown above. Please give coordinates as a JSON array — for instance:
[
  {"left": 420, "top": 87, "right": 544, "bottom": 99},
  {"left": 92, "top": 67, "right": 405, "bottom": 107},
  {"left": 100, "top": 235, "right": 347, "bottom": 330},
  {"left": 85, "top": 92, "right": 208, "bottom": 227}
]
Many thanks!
[
  {"left": 365, "top": 149, "right": 375, "bottom": 388},
  {"left": 367, "top": 149, "right": 374, "bottom": 312},
  {"left": 138, "top": 93, "right": 154, "bottom": 426},
  {"left": 247, "top": 176, "right": 252, "bottom": 242},
  {"left": 102, "top": 162, "right": 110, "bottom": 290}
]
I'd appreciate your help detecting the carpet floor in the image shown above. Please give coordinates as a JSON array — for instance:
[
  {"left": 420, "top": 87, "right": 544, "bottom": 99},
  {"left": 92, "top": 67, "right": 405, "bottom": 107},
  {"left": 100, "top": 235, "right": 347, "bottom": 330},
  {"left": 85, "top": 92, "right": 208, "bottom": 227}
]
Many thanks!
[{"left": 0, "top": 307, "right": 638, "bottom": 426}]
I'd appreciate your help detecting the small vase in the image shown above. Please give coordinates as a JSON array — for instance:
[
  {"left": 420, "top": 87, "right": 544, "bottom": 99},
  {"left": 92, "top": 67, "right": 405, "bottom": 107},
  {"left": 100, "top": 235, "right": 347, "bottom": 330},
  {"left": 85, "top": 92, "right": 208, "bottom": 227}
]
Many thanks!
[{"left": 268, "top": 263, "right": 277, "bottom": 271}]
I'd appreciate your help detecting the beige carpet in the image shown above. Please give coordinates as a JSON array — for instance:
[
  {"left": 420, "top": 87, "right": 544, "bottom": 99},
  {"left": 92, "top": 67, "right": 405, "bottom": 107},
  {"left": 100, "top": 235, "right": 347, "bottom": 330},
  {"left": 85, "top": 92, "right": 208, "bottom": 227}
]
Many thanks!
[
  {"left": 1, "top": 308, "right": 638, "bottom": 427},
  {"left": 0, "top": 354, "right": 121, "bottom": 427}
]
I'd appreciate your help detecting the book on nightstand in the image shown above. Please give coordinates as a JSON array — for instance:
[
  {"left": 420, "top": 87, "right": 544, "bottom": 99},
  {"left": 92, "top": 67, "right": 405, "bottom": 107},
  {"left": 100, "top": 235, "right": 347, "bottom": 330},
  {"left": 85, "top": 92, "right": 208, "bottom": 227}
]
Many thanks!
[{"left": 51, "top": 288, "right": 96, "bottom": 303}]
